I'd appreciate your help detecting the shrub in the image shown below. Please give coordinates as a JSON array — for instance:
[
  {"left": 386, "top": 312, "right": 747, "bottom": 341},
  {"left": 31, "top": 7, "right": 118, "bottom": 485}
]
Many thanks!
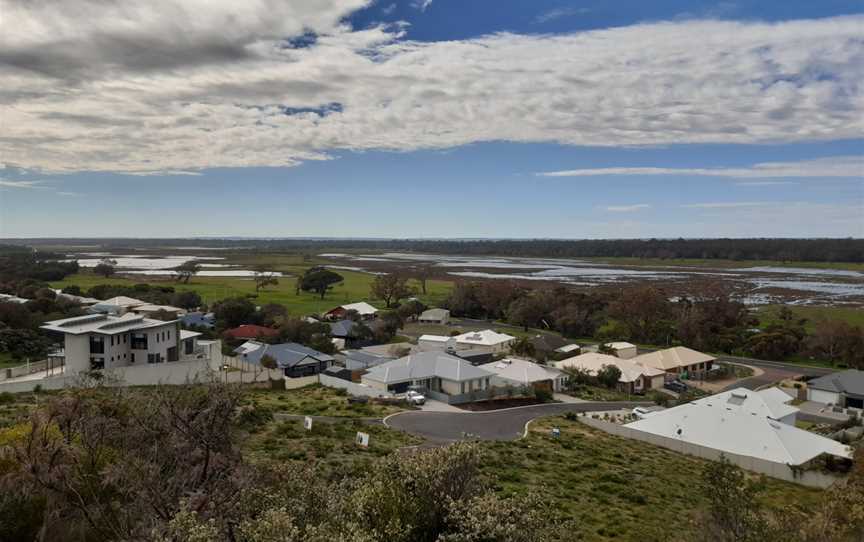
[{"left": 0, "top": 392, "right": 15, "bottom": 405}]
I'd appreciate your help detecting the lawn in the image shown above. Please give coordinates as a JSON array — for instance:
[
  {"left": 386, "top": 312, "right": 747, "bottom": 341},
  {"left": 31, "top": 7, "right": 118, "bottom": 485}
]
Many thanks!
[
  {"left": 51, "top": 268, "right": 454, "bottom": 316},
  {"left": 479, "top": 415, "right": 823, "bottom": 542}
]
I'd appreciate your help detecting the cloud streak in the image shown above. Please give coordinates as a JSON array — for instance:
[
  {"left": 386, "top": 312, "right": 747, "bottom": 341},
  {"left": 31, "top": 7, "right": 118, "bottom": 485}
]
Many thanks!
[
  {"left": 0, "top": 6, "right": 862, "bottom": 174},
  {"left": 537, "top": 156, "right": 864, "bottom": 179},
  {"left": 604, "top": 204, "right": 651, "bottom": 212}
]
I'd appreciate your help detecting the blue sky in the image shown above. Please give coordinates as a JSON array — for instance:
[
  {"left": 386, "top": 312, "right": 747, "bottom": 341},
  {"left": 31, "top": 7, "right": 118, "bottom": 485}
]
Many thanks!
[{"left": 0, "top": 1, "right": 862, "bottom": 238}]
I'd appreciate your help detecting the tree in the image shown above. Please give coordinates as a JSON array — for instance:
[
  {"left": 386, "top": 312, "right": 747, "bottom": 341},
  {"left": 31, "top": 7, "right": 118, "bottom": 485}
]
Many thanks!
[
  {"left": 211, "top": 297, "right": 257, "bottom": 329},
  {"left": 698, "top": 456, "right": 776, "bottom": 542},
  {"left": 299, "top": 267, "right": 344, "bottom": 299},
  {"left": 93, "top": 258, "right": 117, "bottom": 278},
  {"left": 370, "top": 273, "right": 414, "bottom": 308},
  {"left": 808, "top": 320, "right": 864, "bottom": 368},
  {"left": 596, "top": 364, "right": 622, "bottom": 389},
  {"left": 253, "top": 267, "right": 279, "bottom": 292},
  {"left": 258, "top": 303, "right": 287, "bottom": 327},
  {"left": 607, "top": 285, "right": 675, "bottom": 345},
  {"left": 173, "top": 260, "right": 201, "bottom": 284},
  {"left": 510, "top": 337, "right": 536, "bottom": 358},
  {"left": 415, "top": 265, "right": 433, "bottom": 295},
  {"left": 259, "top": 354, "right": 278, "bottom": 371},
  {"left": 61, "top": 285, "right": 82, "bottom": 296},
  {"left": 597, "top": 343, "right": 618, "bottom": 356},
  {"left": 171, "top": 290, "right": 202, "bottom": 310},
  {"left": 507, "top": 296, "right": 547, "bottom": 331},
  {"left": 0, "top": 328, "right": 52, "bottom": 360},
  {"left": 398, "top": 299, "right": 426, "bottom": 322}
]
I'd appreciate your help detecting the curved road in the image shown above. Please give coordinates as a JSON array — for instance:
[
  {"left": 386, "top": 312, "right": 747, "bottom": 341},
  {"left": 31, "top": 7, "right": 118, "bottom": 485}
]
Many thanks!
[{"left": 384, "top": 401, "right": 651, "bottom": 444}]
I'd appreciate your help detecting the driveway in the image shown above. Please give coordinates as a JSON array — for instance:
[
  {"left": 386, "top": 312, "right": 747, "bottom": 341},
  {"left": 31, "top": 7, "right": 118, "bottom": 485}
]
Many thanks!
[{"left": 384, "top": 401, "right": 651, "bottom": 444}]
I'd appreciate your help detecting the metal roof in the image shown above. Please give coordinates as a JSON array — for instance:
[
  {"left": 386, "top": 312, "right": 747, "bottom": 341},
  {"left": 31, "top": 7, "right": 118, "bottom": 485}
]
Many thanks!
[
  {"left": 625, "top": 387, "right": 851, "bottom": 465},
  {"left": 235, "top": 341, "right": 334, "bottom": 369},
  {"left": 808, "top": 369, "right": 864, "bottom": 397}
]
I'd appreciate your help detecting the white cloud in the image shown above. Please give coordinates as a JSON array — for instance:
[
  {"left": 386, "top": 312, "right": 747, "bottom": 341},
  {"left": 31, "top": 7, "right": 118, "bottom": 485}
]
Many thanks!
[
  {"left": 56, "top": 191, "right": 81, "bottom": 196},
  {"left": 0, "top": 7, "right": 862, "bottom": 174},
  {"left": 412, "top": 0, "right": 433, "bottom": 12},
  {"left": 537, "top": 156, "right": 864, "bottom": 179},
  {"left": 604, "top": 204, "right": 651, "bottom": 212},
  {"left": 534, "top": 7, "right": 590, "bottom": 24},
  {"left": 0, "top": 178, "right": 42, "bottom": 189},
  {"left": 381, "top": 3, "right": 396, "bottom": 15},
  {"left": 681, "top": 201, "right": 779, "bottom": 209}
]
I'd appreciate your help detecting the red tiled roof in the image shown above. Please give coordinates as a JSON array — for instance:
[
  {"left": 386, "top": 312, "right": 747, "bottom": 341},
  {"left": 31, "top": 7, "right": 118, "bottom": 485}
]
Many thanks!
[{"left": 223, "top": 324, "right": 279, "bottom": 339}]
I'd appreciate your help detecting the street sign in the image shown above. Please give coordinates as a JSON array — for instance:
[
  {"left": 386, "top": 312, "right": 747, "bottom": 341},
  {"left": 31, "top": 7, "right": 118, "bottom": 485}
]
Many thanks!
[
  {"left": 355, "top": 431, "right": 370, "bottom": 447},
  {"left": 303, "top": 416, "right": 313, "bottom": 431}
]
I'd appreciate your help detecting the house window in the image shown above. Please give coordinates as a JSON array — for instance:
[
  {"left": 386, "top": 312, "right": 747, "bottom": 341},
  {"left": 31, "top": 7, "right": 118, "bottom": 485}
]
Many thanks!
[
  {"left": 184, "top": 340, "right": 193, "bottom": 355},
  {"left": 89, "top": 336, "right": 105, "bottom": 354},
  {"left": 461, "top": 382, "right": 466, "bottom": 394},
  {"left": 89, "top": 357, "right": 104, "bottom": 370},
  {"left": 123, "top": 334, "right": 127, "bottom": 344},
  {"left": 130, "top": 353, "right": 135, "bottom": 363},
  {"left": 147, "top": 354, "right": 160, "bottom": 364},
  {"left": 132, "top": 334, "right": 147, "bottom": 349}
]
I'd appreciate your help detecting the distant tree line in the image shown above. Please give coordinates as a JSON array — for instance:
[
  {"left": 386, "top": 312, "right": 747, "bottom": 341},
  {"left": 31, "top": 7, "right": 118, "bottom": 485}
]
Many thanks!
[
  {"left": 5, "top": 238, "right": 862, "bottom": 263},
  {"left": 0, "top": 245, "right": 79, "bottom": 283},
  {"left": 442, "top": 279, "right": 864, "bottom": 367}
]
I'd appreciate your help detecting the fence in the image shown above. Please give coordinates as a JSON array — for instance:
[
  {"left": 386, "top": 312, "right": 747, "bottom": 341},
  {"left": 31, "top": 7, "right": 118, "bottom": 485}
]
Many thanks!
[
  {"left": 578, "top": 416, "right": 844, "bottom": 489},
  {"left": 2, "top": 359, "right": 65, "bottom": 382},
  {"left": 318, "top": 373, "right": 395, "bottom": 398}
]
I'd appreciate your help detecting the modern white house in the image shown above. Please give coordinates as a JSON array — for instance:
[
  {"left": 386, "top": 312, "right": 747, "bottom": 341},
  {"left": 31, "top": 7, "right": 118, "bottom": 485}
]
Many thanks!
[
  {"left": 417, "top": 329, "right": 516, "bottom": 354},
  {"left": 41, "top": 312, "right": 202, "bottom": 373},
  {"left": 361, "top": 351, "right": 494, "bottom": 402},
  {"left": 624, "top": 388, "right": 850, "bottom": 481},
  {"left": 483, "top": 358, "right": 568, "bottom": 392},
  {"left": 418, "top": 308, "right": 450, "bottom": 325},
  {"left": 553, "top": 352, "right": 665, "bottom": 394},
  {"left": 634, "top": 346, "right": 715, "bottom": 378}
]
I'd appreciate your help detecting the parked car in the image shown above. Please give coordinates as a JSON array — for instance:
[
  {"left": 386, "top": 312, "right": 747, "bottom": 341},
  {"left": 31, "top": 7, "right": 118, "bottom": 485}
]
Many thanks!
[
  {"left": 664, "top": 380, "right": 688, "bottom": 393},
  {"left": 632, "top": 407, "right": 653, "bottom": 419},
  {"left": 405, "top": 390, "right": 426, "bottom": 405}
]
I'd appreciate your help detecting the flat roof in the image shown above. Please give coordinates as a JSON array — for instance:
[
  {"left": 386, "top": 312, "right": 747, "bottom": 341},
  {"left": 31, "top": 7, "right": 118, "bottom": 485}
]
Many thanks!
[{"left": 41, "top": 312, "right": 175, "bottom": 335}]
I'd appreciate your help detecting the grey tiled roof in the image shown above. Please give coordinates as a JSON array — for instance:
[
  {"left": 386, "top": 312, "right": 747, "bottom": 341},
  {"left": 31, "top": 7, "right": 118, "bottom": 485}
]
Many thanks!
[
  {"left": 808, "top": 369, "right": 864, "bottom": 396},
  {"left": 236, "top": 342, "right": 334, "bottom": 369},
  {"left": 364, "top": 351, "right": 493, "bottom": 384}
]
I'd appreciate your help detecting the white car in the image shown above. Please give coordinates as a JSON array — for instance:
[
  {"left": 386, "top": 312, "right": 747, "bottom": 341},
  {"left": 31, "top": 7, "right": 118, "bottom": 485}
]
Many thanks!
[
  {"left": 405, "top": 390, "right": 426, "bottom": 405},
  {"left": 632, "top": 407, "right": 653, "bottom": 419}
]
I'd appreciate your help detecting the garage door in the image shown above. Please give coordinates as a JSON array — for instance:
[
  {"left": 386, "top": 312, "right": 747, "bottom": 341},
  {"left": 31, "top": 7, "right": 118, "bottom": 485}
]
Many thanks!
[{"left": 808, "top": 389, "right": 839, "bottom": 405}]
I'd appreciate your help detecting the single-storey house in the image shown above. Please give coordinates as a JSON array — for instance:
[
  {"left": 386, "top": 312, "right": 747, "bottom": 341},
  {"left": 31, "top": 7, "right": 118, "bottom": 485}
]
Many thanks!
[
  {"left": 553, "top": 352, "right": 665, "bottom": 394},
  {"left": 223, "top": 324, "right": 279, "bottom": 341},
  {"left": 234, "top": 341, "right": 334, "bottom": 378},
  {"left": 602, "top": 341, "right": 638, "bottom": 359},
  {"left": 807, "top": 369, "right": 864, "bottom": 409},
  {"left": 361, "top": 351, "right": 494, "bottom": 402},
  {"left": 528, "top": 334, "right": 569, "bottom": 357},
  {"left": 555, "top": 343, "right": 581, "bottom": 355},
  {"left": 634, "top": 346, "right": 715, "bottom": 379},
  {"left": 483, "top": 358, "right": 568, "bottom": 392},
  {"left": 133, "top": 304, "right": 187, "bottom": 318},
  {"left": 89, "top": 296, "right": 146, "bottom": 315},
  {"left": 325, "top": 302, "right": 379, "bottom": 321},
  {"left": 53, "top": 289, "right": 101, "bottom": 306},
  {"left": 181, "top": 311, "right": 216, "bottom": 330},
  {"left": 625, "top": 388, "right": 850, "bottom": 470},
  {"left": 418, "top": 308, "right": 450, "bottom": 325},
  {"left": 342, "top": 349, "right": 394, "bottom": 371},
  {"left": 417, "top": 329, "right": 516, "bottom": 354}
]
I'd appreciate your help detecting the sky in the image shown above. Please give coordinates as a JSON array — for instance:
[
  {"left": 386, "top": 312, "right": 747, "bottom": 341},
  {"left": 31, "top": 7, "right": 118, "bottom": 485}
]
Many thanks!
[{"left": 0, "top": 0, "right": 862, "bottom": 239}]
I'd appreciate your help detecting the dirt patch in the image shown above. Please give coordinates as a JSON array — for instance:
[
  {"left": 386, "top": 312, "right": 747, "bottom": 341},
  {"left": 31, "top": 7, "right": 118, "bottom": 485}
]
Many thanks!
[{"left": 691, "top": 364, "right": 765, "bottom": 393}]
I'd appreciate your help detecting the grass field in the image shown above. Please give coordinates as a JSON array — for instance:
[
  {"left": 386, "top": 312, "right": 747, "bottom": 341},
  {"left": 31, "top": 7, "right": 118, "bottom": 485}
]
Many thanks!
[
  {"left": 480, "top": 415, "right": 823, "bottom": 542},
  {"left": 51, "top": 268, "right": 454, "bottom": 316},
  {"left": 0, "top": 352, "right": 19, "bottom": 370},
  {"left": 755, "top": 304, "right": 864, "bottom": 331}
]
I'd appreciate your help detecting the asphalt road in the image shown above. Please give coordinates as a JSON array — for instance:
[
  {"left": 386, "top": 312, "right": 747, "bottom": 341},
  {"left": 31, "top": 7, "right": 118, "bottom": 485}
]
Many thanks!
[
  {"left": 384, "top": 401, "right": 651, "bottom": 444},
  {"left": 716, "top": 356, "right": 834, "bottom": 391}
]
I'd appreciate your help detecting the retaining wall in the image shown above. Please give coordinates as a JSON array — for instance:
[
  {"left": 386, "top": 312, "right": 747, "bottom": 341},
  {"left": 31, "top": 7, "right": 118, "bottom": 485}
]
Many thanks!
[{"left": 318, "top": 373, "right": 395, "bottom": 398}]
